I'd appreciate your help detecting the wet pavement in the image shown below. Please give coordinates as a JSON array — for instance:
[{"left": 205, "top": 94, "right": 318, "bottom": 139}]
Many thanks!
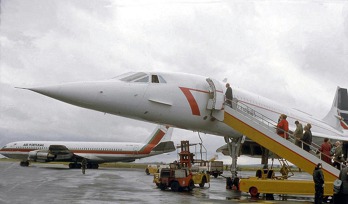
[{"left": 0, "top": 161, "right": 314, "bottom": 204}]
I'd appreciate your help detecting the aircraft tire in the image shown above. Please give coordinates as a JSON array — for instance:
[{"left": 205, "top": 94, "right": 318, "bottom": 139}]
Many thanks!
[
  {"left": 159, "top": 183, "right": 166, "bottom": 191},
  {"left": 171, "top": 181, "right": 180, "bottom": 192},
  {"left": 232, "top": 177, "right": 240, "bottom": 190},
  {"left": 20, "top": 161, "right": 29, "bottom": 167},
  {"left": 145, "top": 168, "right": 150, "bottom": 175}
]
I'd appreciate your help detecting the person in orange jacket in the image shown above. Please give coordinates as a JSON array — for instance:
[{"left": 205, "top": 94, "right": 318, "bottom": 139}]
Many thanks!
[{"left": 277, "top": 114, "right": 289, "bottom": 139}]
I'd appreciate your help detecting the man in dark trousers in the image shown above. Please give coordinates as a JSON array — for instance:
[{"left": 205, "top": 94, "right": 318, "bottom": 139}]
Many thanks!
[
  {"left": 302, "top": 125, "right": 312, "bottom": 152},
  {"left": 225, "top": 83, "right": 233, "bottom": 107},
  {"left": 333, "top": 141, "right": 343, "bottom": 170},
  {"left": 313, "top": 163, "right": 324, "bottom": 204},
  {"left": 336, "top": 163, "right": 348, "bottom": 204},
  {"left": 81, "top": 158, "right": 87, "bottom": 175}
]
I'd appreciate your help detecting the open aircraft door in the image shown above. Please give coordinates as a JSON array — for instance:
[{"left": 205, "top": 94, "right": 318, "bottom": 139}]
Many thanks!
[{"left": 206, "top": 78, "right": 224, "bottom": 121}]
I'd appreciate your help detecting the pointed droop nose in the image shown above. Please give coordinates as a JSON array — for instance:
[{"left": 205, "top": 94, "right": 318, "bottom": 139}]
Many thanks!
[{"left": 21, "top": 81, "right": 104, "bottom": 108}]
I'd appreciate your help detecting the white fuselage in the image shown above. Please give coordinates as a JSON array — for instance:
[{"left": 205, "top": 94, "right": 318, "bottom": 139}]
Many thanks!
[
  {"left": 1, "top": 141, "right": 163, "bottom": 163},
  {"left": 26, "top": 71, "right": 348, "bottom": 144}
]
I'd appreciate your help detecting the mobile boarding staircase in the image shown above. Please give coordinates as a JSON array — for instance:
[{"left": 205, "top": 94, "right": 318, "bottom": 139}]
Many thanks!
[{"left": 222, "top": 100, "right": 339, "bottom": 182}]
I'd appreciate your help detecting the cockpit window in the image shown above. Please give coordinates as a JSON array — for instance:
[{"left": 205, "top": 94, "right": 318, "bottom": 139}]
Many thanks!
[
  {"left": 158, "top": 75, "right": 166, "bottom": 83},
  {"left": 1, "top": 146, "right": 6, "bottom": 149},
  {"left": 114, "top": 72, "right": 167, "bottom": 83},
  {"left": 134, "top": 76, "right": 149, "bottom": 83},
  {"left": 119, "top": 72, "right": 147, "bottom": 82},
  {"left": 152, "top": 75, "right": 159, "bottom": 83}
]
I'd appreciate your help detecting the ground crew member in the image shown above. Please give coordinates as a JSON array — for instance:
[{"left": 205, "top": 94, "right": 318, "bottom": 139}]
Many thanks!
[
  {"left": 313, "top": 163, "right": 324, "bottom": 204},
  {"left": 81, "top": 158, "right": 87, "bottom": 174}
]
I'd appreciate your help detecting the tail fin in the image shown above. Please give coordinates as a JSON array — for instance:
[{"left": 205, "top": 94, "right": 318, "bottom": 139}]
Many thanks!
[
  {"left": 142, "top": 125, "right": 175, "bottom": 153},
  {"left": 322, "top": 87, "right": 348, "bottom": 130},
  {"left": 143, "top": 125, "right": 173, "bottom": 144}
]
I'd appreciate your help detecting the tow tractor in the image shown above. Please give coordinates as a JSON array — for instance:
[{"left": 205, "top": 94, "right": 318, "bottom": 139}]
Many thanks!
[{"left": 154, "top": 140, "right": 210, "bottom": 191}]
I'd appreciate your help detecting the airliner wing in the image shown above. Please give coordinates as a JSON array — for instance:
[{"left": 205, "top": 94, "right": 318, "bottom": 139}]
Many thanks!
[
  {"left": 49, "top": 145, "right": 78, "bottom": 161},
  {"left": 49, "top": 145, "right": 71, "bottom": 155}
]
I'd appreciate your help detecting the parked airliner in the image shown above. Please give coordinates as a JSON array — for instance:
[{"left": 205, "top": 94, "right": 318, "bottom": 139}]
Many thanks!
[
  {"left": 0, "top": 125, "right": 175, "bottom": 169},
  {"left": 17, "top": 71, "right": 348, "bottom": 162}
]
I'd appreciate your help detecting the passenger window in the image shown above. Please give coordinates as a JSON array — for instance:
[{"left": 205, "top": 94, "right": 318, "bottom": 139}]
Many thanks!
[{"left": 152, "top": 75, "right": 159, "bottom": 83}]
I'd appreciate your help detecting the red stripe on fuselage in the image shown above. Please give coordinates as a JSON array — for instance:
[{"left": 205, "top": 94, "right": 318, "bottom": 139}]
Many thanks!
[
  {"left": 139, "top": 129, "right": 166, "bottom": 154},
  {"left": 179, "top": 87, "right": 204, "bottom": 116}
]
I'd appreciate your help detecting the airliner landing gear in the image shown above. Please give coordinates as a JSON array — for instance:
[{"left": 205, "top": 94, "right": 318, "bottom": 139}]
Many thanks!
[
  {"left": 87, "top": 163, "right": 99, "bottom": 169},
  {"left": 68, "top": 162, "right": 99, "bottom": 169},
  {"left": 224, "top": 135, "right": 244, "bottom": 190},
  {"left": 19, "top": 161, "right": 29, "bottom": 167},
  {"left": 68, "top": 162, "right": 81, "bottom": 169}
]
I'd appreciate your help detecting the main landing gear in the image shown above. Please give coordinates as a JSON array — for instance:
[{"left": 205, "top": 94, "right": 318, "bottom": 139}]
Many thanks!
[
  {"left": 19, "top": 161, "right": 30, "bottom": 167},
  {"left": 224, "top": 135, "right": 244, "bottom": 190},
  {"left": 68, "top": 162, "right": 99, "bottom": 169}
]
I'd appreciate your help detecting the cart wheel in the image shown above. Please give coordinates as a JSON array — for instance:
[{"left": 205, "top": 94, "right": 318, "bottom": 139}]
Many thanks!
[{"left": 249, "top": 186, "right": 259, "bottom": 198}]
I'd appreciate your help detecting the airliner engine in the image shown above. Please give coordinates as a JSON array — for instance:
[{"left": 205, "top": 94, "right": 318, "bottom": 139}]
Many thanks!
[{"left": 28, "top": 150, "right": 55, "bottom": 162}]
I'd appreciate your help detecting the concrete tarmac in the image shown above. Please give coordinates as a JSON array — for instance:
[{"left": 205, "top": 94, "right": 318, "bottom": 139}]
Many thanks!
[{"left": 0, "top": 161, "right": 314, "bottom": 204}]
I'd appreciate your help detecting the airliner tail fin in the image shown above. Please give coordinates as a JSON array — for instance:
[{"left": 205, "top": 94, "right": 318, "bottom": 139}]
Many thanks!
[
  {"left": 322, "top": 87, "right": 348, "bottom": 131},
  {"left": 143, "top": 125, "right": 175, "bottom": 153}
]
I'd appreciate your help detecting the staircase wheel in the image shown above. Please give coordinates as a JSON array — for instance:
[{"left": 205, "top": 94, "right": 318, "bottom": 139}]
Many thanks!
[{"left": 249, "top": 186, "right": 259, "bottom": 198}]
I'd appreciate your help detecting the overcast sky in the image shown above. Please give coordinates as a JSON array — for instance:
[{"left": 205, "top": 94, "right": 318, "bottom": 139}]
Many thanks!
[{"left": 1, "top": 0, "right": 348, "bottom": 165}]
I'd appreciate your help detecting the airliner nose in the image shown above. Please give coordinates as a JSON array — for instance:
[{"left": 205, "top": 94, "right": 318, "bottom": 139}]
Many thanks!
[{"left": 21, "top": 82, "right": 101, "bottom": 109}]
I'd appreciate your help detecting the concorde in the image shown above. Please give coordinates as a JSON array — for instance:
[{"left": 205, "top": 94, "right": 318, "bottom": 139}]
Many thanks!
[
  {"left": 19, "top": 71, "right": 348, "bottom": 161},
  {"left": 0, "top": 125, "right": 175, "bottom": 168}
]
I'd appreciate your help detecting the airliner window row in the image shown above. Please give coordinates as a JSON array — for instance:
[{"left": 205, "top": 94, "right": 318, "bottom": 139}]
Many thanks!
[
  {"left": 12, "top": 146, "right": 124, "bottom": 151},
  {"left": 15, "top": 146, "right": 48, "bottom": 149},
  {"left": 71, "top": 148, "right": 123, "bottom": 151}
]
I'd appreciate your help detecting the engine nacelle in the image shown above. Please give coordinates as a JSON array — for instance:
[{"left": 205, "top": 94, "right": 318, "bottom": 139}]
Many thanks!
[{"left": 28, "top": 150, "right": 55, "bottom": 162}]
